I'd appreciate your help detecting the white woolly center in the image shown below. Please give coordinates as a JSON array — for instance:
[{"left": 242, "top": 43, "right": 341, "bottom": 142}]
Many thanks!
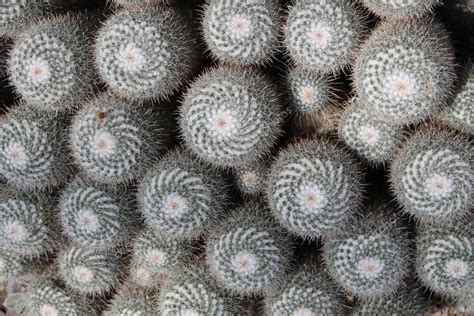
[
  {"left": 296, "top": 183, "right": 328, "bottom": 213},
  {"left": 228, "top": 15, "right": 252, "bottom": 38},
  {"left": 308, "top": 24, "right": 331, "bottom": 48},
  {"left": 92, "top": 131, "right": 117, "bottom": 157},
  {"left": 162, "top": 193, "right": 189, "bottom": 218},
  {"left": 72, "top": 265, "right": 94, "bottom": 283},
  {"left": 26, "top": 58, "right": 51, "bottom": 83},
  {"left": 7, "top": 142, "right": 28, "bottom": 167},
  {"left": 293, "top": 308, "right": 316, "bottom": 316},
  {"left": 5, "top": 221, "right": 27, "bottom": 241},
  {"left": 386, "top": 72, "right": 416, "bottom": 96},
  {"left": 445, "top": 259, "right": 469, "bottom": 278},
  {"left": 358, "top": 125, "right": 381, "bottom": 145},
  {"left": 231, "top": 250, "right": 259, "bottom": 275},
  {"left": 76, "top": 209, "right": 99, "bottom": 232},
  {"left": 242, "top": 172, "right": 257, "bottom": 188},
  {"left": 39, "top": 304, "right": 59, "bottom": 316},
  {"left": 357, "top": 257, "right": 384, "bottom": 278},
  {"left": 145, "top": 249, "right": 167, "bottom": 266},
  {"left": 181, "top": 310, "right": 200, "bottom": 316},
  {"left": 298, "top": 86, "right": 317, "bottom": 105},
  {"left": 424, "top": 173, "right": 454, "bottom": 199},
  {"left": 136, "top": 267, "right": 152, "bottom": 281},
  {"left": 117, "top": 45, "right": 146, "bottom": 71},
  {"left": 211, "top": 110, "right": 239, "bottom": 137}
]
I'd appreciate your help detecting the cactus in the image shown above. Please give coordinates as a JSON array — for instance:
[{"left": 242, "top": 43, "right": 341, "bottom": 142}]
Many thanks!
[
  {"left": 0, "top": 248, "right": 36, "bottom": 281},
  {"left": 112, "top": 0, "right": 175, "bottom": 7},
  {"left": 361, "top": 0, "right": 440, "bottom": 19},
  {"left": 390, "top": 129, "right": 473, "bottom": 225},
  {"left": 129, "top": 227, "right": 194, "bottom": 288},
  {"left": 338, "top": 99, "right": 405, "bottom": 165},
  {"left": 0, "top": 0, "right": 49, "bottom": 37},
  {"left": 415, "top": 221, "right": 473, "bottom": 299},
  {"left": 0, "top": 188, "right": 58, "bottom": 257},
  {"left": 70, "top": 95, "right": 171, "bottom": 184},
  {"left": 287, "top": 66, "right": 334, "bottom": 115},
  {"left": 284, "top": 0, "right": 365, "bottom": 74},
  {"left": 205, "top": 203, "right": 292, "bottom": 295},
  {"left": 180, "top": 66, "right": 282, "bottom": 168},
  {"left": 322, "top": 209, "right": 411, "bottom": 299},
  {"left": 202, "top": 0, "right": 280, "bottom": 66},
  {"left": 159, "top": 263, "right": 240, "bottom": 315},
  {"left": 265, "top": 265, "right": 345, "bottom": 315},
  {"left": 0, "top": 104, "right": 70, "bottom": 191},
  {"left": 233, "top": 160, "right": 268, "bottom": 196},
  {"left": 138, "top": 150, "right": 228, "bottom": 240},
  {"left": 109, "top": 286, "right": 159, "bottom": 315},
  {"left": 59, "top": 177, "right": 136, "bottom": 250},
  {"left": 58, "top": 245, "right": 125, "bottom": 295},
  {"left": 267, "top": 138, "right": 363, "bottom": 239},
  {"left": 353, "top": 20, "right": 455, "bottom": 125},
  {"left": 95, "top": 7, "right": 200, "bottom": 100}
]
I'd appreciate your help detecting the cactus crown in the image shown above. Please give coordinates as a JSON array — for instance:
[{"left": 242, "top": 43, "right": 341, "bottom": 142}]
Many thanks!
[
  {"left": 180, "top": 66, "right": 282, "bottom": 168},
  {"left": 234, "top": 160, "right": 268, "bottom": 196}
]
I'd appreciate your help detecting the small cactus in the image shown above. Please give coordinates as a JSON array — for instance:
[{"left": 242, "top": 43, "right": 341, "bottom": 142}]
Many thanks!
[
  {"left": 138, "top": 150, "right": 228, "bottom": 240},
  {"left": 70, "top": 95, "right": 171, "bottom": 184},
  {"left": 265, "top": 265, "right": 345, "bottom": 315},
  {"left": 180, "top": 66, "right": 282, "bottom": 168},
  {"left": 233, "top": 160, "right": 268, "bottom": 196},
  {"left": 353, "top": 20, "right": 455, "bottom": 125},
  {"left": 0, "top": 104, "right": 71, "bottom": 191},
  {"left": 338, "top": 99, "right": 405, "bottom": 165},
  {"left": 284, "top": 0, "right": 365, "bottom": 74},
  {"left": 159, "top": 264, "right": 240, "bottom": 315},
  {"left": 59, "top": 177, "right": 136, "bottom": 250},
  {"left": 361, "top": 0, "right": 440, "bottom": 19},
  {"left": 205, "top": 203, "right": 292, "bottom": 295},
  {"left": 415, "top": 220, "right": 473, "bottom": 299},
  {"left": 323, "top": 209, "right": 411, "bottom": 299},
  {"left": 8, "top": 13, "right": 97, "bottom": 111},
  {"left": 0, "top": 0, "right": 49, "bottom": 37},
  {"left": 129, "top": 227, "right": 194, "bottom": 288},
  {"left": 95, "top": 7, "right": 200, "bottom": 100},
  {"left": 390, "top": 129, "right": 473, "bottom": 225},
  {"left": 0, "top": 248, "right": 36, "bottom": 281},
  {"left": 267, "top": 138, "right": 363, "bottom": 239},
  {"left": 202, "top": 0, "right": 280, "bottom": 65},
  {"left": 109, "top": 286, "right": 159, "bottom": 315}
]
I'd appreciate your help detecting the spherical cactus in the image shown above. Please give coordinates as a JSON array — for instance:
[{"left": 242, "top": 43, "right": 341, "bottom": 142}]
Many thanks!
[
  {"left": 129, "top": 227, "right": 194, "bottom": 288},
  {"left": 70, "top": 95, "right": 171, "bottom": 184},
  {"left": 265, "top": 266, "right": 345, "bottom": 315},
  {"left": 415, "top": 221, "right": 473, "bottom": 299},
  {"left": 205, "top": 204, "right": 292, "bottom": 295},
  {"left": 109, "top": 286, "right": 159, "bottom": 315},
  {"left": 0, "top": 0, "right": 49, "bottom": 37},
  {"left": 338, "top": 99, "right": 405, "bottom": 165},
  {"left": 284, "top": 0, "right": 365, "bottom": 74},
  {"left": 0, "top": 104, "right": 70, "bottom": 191},
  {"left": 159, "top": 264, "right": 240, "bottom": 315},
  {"left": 353, "top": 20, "right": 455, "bottom": 125},
  {"left": 0, "top": 248, "right": 36, "bottom": 281},
  {"left": 0, "top": 188, "right": 58, "bottom": 257},
  {"left": 267, "top": 138, "right": 363, "bottom": 239},
  {"left": 287, "top": 66, "right": 334, "bottom": 115},
  {"left": 138, "top": 150, "right": 228, "bottom": 240},
  {"left": 390, "top": 129, "right": 473, "bottom": 225},
  {"left": 202, "top": 0, "right": 280, "bottom": 66},
  {"left": 233, "top": 160, "right": 268, "bottom": 196},
  {"left": 180, "top": 66, "right": 282, "bottom": 168},
  {"left": 58, "top": 245, "right": 125, "bottom": 295},
  {"left": 95, "top": 7, "right": 200, "bottom": 100},
  {"left": 352, "top": 285, "right": 429, "bottom": 316},
  {"left": 59, "top": 177, "right": 136, "bottom": 250},
  {"left": 8, "top": 14, "right": 97, "bottom": 111},
  {"left": 322, "top": 209, "right": 410, "bottom": 299},
  {"left": 361, "top": 0, "right": 440, "bottom": 19}
]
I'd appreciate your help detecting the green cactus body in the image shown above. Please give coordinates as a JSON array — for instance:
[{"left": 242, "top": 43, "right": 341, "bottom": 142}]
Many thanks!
[
  {"left": 353, "top": 20, "right": 455, "bottom": 125},
  {"left": 268, "top": 138, "right": 363, "bottom": 239},
  {"left": 95, "top": 7, "right": 199, "bottom": 100},
  {"left": 180, "top": 66, "right": 282, "bottom": 168},
  {"left": 59, "top": 177, "right": 136, "bottom": 250},
  {"left": 323, "top": 209, "right": 410, "bottom": 299},
  {"left": 284, "top": 0, "right": 365, "bottom": 74},
  {"left": 0, "top": 0, "right": 48, "bottom": 37},
  {"left": 205, "top": 204, "right": 292, "bottom": 295},
  {"left": 0, "top": 248, "right": 35, "bottom": 281},
  {"left": 234, "top": 160, "right": 268, "bottom": 196},
  {"left": 361, "top": 0, "right": 440, "bottom": 19},
  {"left": 202, "top": 0, "right": 280, "bottom": 66},
  {"left": 390, "top": 129, "right": 473, "bottom": 225},
  {"left": 109, "top": 286, "right": 159, "bottom": 316},
  {"left": 129, "top": 227, "right": 193, "bottom": 288},
  {"left": 138, "top": 150, "right": 228, "bottom": 240},
  {"left": 0, "top": 104, "right": 70, "bottom": 191}
]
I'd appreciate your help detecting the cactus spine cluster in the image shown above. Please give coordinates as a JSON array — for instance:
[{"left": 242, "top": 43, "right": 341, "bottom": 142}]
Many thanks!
[
  {"left": 0, "top": 248, "right": 35, "bottom": 281},
  {"left": 233, "top": 160, "right": 268, "bottom": 196},
  {"left": 108, "top": 286, "right": 159, "bottom": 315},
  {"left": 361, "top": 0, "right": 440, "bottom": 19},
  {"left": 0, "top": 0, "right": 49, "bottom": 37}
]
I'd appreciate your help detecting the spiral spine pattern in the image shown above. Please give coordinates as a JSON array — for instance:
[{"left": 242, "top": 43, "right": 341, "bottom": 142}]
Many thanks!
[
  {"left": 268, "top": 138, "right": 363, "bottom": 239},
  {"left": 0, "top": 0, "right": 48, "bottom": 37},
  {"left": 361, "top": 0, "right": 440, "bottom": 19},
  {"left": 202, "top": 0, "right": 280, "bottom": 65},
  {"left": 180, "top": 66, "right": 282, "bottom": 168},
  {"left": 108, "top": 286, "right": 159, "bottom": 316}
]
